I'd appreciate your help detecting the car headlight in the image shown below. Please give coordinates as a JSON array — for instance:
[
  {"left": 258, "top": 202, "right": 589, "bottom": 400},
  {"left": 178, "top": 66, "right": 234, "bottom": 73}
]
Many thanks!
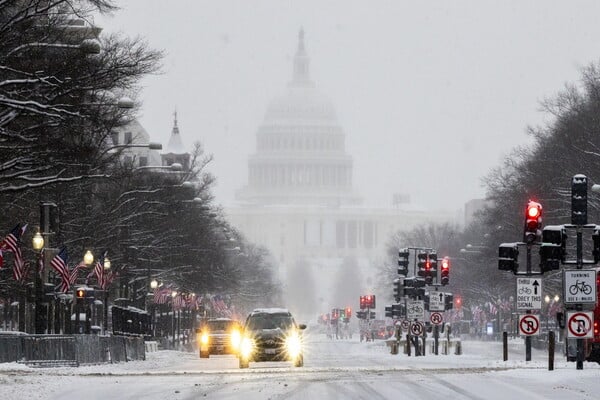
[
  {"left": 230, "top": 329, "right": 242, "bottom": 350},
  {"left": 200, "top": 332, "right": 209, "bottom": 345},
  {"left": 285, "top": 332, "right": 302, "bottom": 358},
  {"left": 240, "top": 337, "right": 254, "bottom": 359}
]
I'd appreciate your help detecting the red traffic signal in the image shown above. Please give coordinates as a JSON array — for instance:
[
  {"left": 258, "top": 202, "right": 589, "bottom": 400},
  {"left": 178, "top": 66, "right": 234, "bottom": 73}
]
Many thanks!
[
  {"left": 524, "top": 200, "right": 542, "bottom": 243},
  {"left": 441, "top": 257, "right": 450, "bottom": 285},
  {"left": 345, "top": 307, "right": 352, "bottom": 319}
]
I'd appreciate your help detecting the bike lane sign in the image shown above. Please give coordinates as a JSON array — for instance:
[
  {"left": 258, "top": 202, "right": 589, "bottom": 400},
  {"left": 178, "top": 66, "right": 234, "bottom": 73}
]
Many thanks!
[
  {"left": 516, "top": 277, "right": 542, "bottom": 310},
  {"left": 406, "top": 300, "right": 425, "bottom": 321},
  {"left": 564, "top": 270, "right": 596, "bottom": 304},
  {"left": 567, "top": 311, "right": 593, "bottom": 338}
]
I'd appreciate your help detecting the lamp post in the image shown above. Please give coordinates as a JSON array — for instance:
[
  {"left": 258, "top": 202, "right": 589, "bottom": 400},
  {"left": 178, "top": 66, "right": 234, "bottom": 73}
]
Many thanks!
[
  {"left": 544, "top": 295, "right": 551, "bottom": 331},
  {"left": 32, "top": 230, "right": 44, "bottom": 334},
  {"left": 150, "top": 279, "right": 158, "bottom": 337},
  {"left": 76, "top": 250, "right": 94, "bottom": 334},
  {"left": 103, "top": 256, "right": 111, "bottom": 335},
  {"left": 171, "top": 290, "right": 177, "bottom": 348}
]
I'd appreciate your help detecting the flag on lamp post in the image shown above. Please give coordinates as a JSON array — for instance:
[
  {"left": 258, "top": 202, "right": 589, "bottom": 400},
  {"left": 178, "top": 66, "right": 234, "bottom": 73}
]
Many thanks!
[
  {"left": 0, "top": 224, "right": 27, "bottom": 281},
  {"left": 50, "top": 247, "right": 70, "bottom": 293}
]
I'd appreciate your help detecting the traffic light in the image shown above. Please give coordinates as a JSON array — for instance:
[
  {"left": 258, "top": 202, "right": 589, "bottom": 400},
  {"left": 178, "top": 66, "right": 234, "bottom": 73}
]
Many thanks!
[
  {"left": 571, "top": 174, "right": 588, "bottom": 226},
  {"left": 429, "top": 252, "right": 438, "bottom": 273},
  {"left": 445, "top": 294, "right": 454, "bottom": 310},
  {"left": 524, "top": 200, "right": 542, "bottom": 244},
  {"left": 594, "top": 228, "right": 600, "bottom": 263},
  {"left": 398, "top": 248, "right": 409, "bottom": 276},
  {"left": 417, "top": 252, "right": 430, "bottom": 277},
  {"left": 440, "top": 257, "right": 450, "bottom": 285},
  {"left": 498, "top": 243, "right": 519, "bottom": 273},
  {"left": 540, "top": 225, "right": 566, "bottom": 272},
  {"left": 345, "top": 307, "right": 352, "bottom": 319},
  {"left": 385, "top": 305, "right": 393, "bottom": 318},
  {"left": 454, "top": 296, "right": 462, "bottom": 310},
  {"left": 76, "top": 288, "right": 86, "bottom": 299},
  {"left": 365, "top": 295, "right": 376, "bottom": 309},
  {"left": 359, "top": 295, "right": 366, "bottom": 310},
  {"left": 393, "top": 278, "right": 402, "bottom": 301},
  {"left": 391, "top": 303, "right": 404, "bottom": 318},
  {"left": 369, "top": 311, "right": 376, "bottom": 319}
]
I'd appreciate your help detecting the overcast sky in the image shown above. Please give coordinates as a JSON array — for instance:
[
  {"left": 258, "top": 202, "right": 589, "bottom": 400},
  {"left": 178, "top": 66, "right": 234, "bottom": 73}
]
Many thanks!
[{"left": 96, "top": 1, "right": 600, "bottom": 213}]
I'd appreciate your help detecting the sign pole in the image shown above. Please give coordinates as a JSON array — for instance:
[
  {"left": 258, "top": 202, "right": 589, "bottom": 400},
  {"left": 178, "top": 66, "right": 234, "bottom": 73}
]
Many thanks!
[
  {"left": 525, "top": 245, "right": 532, "bottom": 361},
  {"left": 576, "top": 227, "right": 584, "bottom": 370}
]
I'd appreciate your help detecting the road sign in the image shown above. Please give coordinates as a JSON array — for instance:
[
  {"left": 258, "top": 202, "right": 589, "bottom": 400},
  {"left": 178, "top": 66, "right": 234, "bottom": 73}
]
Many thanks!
[
  {"left": 406, "top": 300, "right": 425, "bottom": 321},
  {"left": 410, "top": 321, "right": 424, "bottom": 336},
  {"left": 430, "top": 312, "right": 443, "bottom": 325},
  {"left": 400, "top": 319, "right": 410, "bottom": 331},
  {"left": 518, "top": 314, "right": 540, "bottom": 336},
  {"left": 564, "top": 270, "right": 596, "bottom": 304},
  {"left": 516, "top": 277, "right": 542, "bottom": 310},
  {"left": 429, "top": 292, "right": 445, "bottom": 311},
  {"left": 567, "top": 311, "right": 593, "bottom": 338}
]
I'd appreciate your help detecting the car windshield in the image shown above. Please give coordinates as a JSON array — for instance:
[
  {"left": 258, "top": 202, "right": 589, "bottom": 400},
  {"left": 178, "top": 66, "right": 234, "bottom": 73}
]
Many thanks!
[
  {"left": 246, "top": 314, "right": 294, "bottom": 331},
  {"left": 206, "top": 320, "right": 237, "bottom": 332}
]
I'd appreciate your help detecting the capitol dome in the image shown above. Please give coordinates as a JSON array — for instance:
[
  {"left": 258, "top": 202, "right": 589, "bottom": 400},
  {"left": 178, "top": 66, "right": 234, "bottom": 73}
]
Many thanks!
[
  {"left": 236, "top": 29, "right": 362, "bottom": 207},
  {"left": 264, "top": 86, "right": 338, "bottom": 125}
]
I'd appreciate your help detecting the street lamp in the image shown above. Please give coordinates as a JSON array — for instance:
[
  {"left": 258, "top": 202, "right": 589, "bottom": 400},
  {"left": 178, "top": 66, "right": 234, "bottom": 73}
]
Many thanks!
[
  {"left": 84, "top": 250, "right": 94, "bottom": 266},
  {"left": 103, "top": 255, "right": 111, "bottom": 335},
  {"left": 150, "top": 279, "right": 158, "bottom": 289},
  {"left": 32, "top": 229, "right": 45, "bottom": 334},
  {"left": 171, "top": 290, "right": 178, "bottom": 348}
]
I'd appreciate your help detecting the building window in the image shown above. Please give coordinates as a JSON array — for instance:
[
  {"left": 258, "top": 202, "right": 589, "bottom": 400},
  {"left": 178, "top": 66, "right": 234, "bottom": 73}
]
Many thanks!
[
  {"left": 111, "top": 132, "right": 119, "bottom": 146},
  {"left": 336, "top": 221, "right": 346, "bottom": 248},
  {"left": 347, "top": 221, "right": 357, "bottom": 249},
  {"left": 124, "top": 131, "right": 133, "bottom": 144},
  {"left": 139, "top": 156, "right": 148, "bottom": 167},
  {"left": 363, "top": 221, "right": 374, "bottom": 249}
]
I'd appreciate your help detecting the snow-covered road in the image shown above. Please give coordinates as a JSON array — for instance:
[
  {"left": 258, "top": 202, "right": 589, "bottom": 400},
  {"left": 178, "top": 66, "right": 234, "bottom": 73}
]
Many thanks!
[{"left": 1, "top": 334, "right": 599, "bottom": 399}]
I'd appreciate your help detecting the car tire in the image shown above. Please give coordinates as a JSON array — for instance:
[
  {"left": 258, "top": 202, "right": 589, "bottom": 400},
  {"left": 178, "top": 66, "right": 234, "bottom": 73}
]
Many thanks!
[
  {"left": 293, "top": 354, "right": 303, "bottom": 367},
  {"left": 200, "top": 351, "right": 209, "bottom": 359},
  {"left": 239, "top": 358, "right": 250, "bottom": 369}
]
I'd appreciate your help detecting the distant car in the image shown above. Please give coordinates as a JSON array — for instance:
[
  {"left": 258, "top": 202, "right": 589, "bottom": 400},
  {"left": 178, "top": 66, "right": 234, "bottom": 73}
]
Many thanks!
[
  {"left": 238, "top": 308, "right": 306, "bottom": 368},
  {"left": 196, "top": 318, "right": 242, "bottom": 358}
]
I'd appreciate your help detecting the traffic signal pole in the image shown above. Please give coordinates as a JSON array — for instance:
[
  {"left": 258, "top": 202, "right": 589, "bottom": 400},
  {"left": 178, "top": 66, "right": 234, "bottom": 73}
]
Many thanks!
[
  {"left": 576, "top": 227, "right": 584, "bottom": 370},
  {"left": 525, "top": 244, "right": 532, "bottom": 362}
]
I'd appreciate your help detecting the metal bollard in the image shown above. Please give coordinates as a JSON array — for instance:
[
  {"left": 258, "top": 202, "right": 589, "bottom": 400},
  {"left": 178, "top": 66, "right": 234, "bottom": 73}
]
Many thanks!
[
  {"left": 503, "top": 331, "right": 508, "bottom": 361},
  {"left": 548, "top": 331, "right": 555, "bottom": 371},
  {"left": 454, "top": 339, "right": 462, "bottom": 355}
]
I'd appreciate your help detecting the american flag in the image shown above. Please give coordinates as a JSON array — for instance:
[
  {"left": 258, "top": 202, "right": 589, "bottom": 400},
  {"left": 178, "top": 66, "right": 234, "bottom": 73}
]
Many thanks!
[
  {"left": 50, "top": 247, "right": 71, "bottom": 293},
  {"left": 15, "top": 261, "right": 30, "bottom": 285},
  {"left": 69, "top": 261, "right": 87, "bottom": 286},
  {"left": 86, "top": 251, "right": 109, "bottom": 289},
  {"left": 173, "top": 294, "right": 186, "bottom": 310},
  {"left": 153, "top": 286, "right": 171, "bottom": 304},
  {"left": 1, "top": 224, "right": 27, "bottom": 281}
]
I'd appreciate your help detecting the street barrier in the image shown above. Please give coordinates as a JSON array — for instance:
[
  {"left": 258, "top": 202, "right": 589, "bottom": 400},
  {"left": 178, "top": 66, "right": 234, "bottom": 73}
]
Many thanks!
[{"left": 0, "top": 334, "right": 146, "bottom": 366}]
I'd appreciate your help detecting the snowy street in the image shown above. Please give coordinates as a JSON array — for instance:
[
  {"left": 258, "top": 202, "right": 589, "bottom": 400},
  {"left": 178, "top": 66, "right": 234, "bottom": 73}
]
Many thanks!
[{"left": 1, "top": 333, "right": 598, "bottom": 400}]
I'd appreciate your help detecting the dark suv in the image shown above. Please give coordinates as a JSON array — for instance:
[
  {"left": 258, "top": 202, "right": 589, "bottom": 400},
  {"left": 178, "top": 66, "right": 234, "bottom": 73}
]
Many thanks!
[
  {"left": 238, "top": 308, "right": 306, "bottom": 368},
  {"left": 196, "top": 318, "right": 242, "bottom": 358}
]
